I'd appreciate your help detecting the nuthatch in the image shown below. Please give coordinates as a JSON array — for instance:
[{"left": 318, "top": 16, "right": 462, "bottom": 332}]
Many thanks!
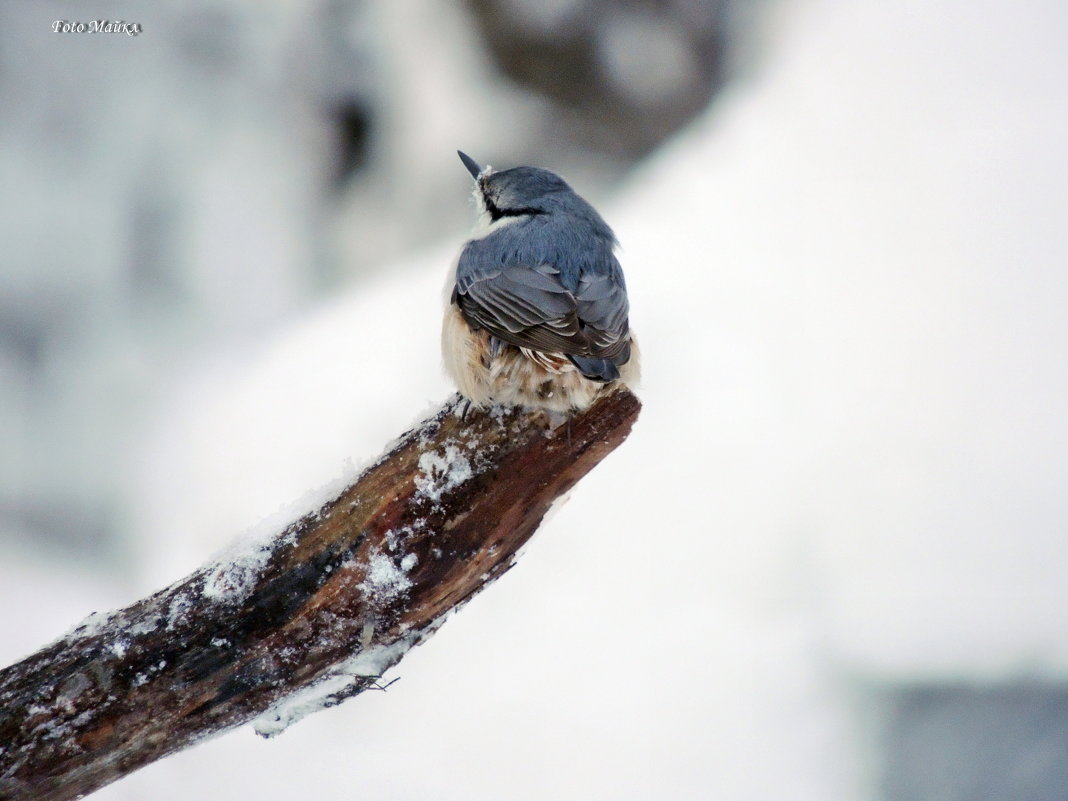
[{"left": 443, "top": 151, "right": 639, "bottom": 412}]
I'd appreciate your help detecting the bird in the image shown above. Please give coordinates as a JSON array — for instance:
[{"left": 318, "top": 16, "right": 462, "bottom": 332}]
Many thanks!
[{"left": 443, "top": 151, "right": 639, "bottom": 412}]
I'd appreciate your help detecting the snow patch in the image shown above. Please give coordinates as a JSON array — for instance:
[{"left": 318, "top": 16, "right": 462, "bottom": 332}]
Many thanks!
[
  {"left": 71, "top": 610, "right": 117, "bottom": 639},
  {"left": 201, "top": 543, "right": 272, "bottom": 605},
  {"left": 360, "top": 553, "right": 414, "bottom": 604},
  {"left": 251, "top": 633, "right": 420, "bottom": 738},
  {"left": 340, "top": 635, "right": 416, "bottom": 678},
  {"left": 128, "top": 616, "right": 161, "bottom": 636},
  {"left": 166, "top": 594, "right": 193, "bottom": 631},
  {"left": 413, "top": 442, "right": 473, "bottom": 502},
  {"left": 487, "top": 403, "right": 512, "bottom": 426}
]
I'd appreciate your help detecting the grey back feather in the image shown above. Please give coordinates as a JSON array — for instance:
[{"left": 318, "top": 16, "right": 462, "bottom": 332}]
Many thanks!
[{"left": 454, "top": 206, "right": 631, "bottom": 368}]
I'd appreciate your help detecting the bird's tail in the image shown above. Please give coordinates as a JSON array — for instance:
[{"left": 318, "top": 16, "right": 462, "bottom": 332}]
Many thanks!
[{"left": 567, "top": 355, "right": 620, "bottom": 383}]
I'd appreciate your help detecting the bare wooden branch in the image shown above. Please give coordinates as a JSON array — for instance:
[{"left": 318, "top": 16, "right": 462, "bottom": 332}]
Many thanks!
[{"left": 0, "top": 389, "right": 641, "bottom": 801}]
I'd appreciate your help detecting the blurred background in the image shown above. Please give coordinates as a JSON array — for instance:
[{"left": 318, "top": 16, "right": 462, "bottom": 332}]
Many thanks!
[{"left": 2, "top": 0, "right": 1068, "bottom": 799}]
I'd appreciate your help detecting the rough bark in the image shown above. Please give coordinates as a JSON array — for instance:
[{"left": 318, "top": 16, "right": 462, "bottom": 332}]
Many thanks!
[{"left": 0, "top": 389, "right": 641, "bottom": 801}]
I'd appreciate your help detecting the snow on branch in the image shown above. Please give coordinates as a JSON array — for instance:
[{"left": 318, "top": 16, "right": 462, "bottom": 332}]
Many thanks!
[{"left": 0, "top": 389, "right": 641, "bottom": 801}]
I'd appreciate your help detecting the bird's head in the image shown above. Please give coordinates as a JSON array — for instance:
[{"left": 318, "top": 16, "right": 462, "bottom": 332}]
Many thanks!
[{"left": 457, "top": 150, "right": 573, "bottom": 222}]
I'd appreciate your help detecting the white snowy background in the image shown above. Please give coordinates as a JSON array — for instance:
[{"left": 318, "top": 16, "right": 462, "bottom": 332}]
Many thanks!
[{"left": 3, "top": 0, "right": 1068, "bottom": 799}]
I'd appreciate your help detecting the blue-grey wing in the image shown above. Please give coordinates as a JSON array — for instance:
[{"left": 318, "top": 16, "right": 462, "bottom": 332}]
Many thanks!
[
  {"left": 574, "top": 270, "right": 630, "bottom": 360},
  {"left": 454, "top": 234, "right": 630, "bottom": 363}
]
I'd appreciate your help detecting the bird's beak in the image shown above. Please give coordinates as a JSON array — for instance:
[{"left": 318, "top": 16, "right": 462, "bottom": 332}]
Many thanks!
[{"left": 457, "top": 150, "right": 482, "bottom": 180}]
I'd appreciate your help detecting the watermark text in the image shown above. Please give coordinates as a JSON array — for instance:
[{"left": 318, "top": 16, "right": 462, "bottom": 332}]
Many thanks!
[{"left": 52, "top": 20, "right": 142, "bottom": 37}]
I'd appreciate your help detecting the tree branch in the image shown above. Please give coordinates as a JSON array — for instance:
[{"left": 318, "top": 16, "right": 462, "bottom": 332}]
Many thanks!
[{"left": 0, "top": 389, "right": 641, "bottom": 801}]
